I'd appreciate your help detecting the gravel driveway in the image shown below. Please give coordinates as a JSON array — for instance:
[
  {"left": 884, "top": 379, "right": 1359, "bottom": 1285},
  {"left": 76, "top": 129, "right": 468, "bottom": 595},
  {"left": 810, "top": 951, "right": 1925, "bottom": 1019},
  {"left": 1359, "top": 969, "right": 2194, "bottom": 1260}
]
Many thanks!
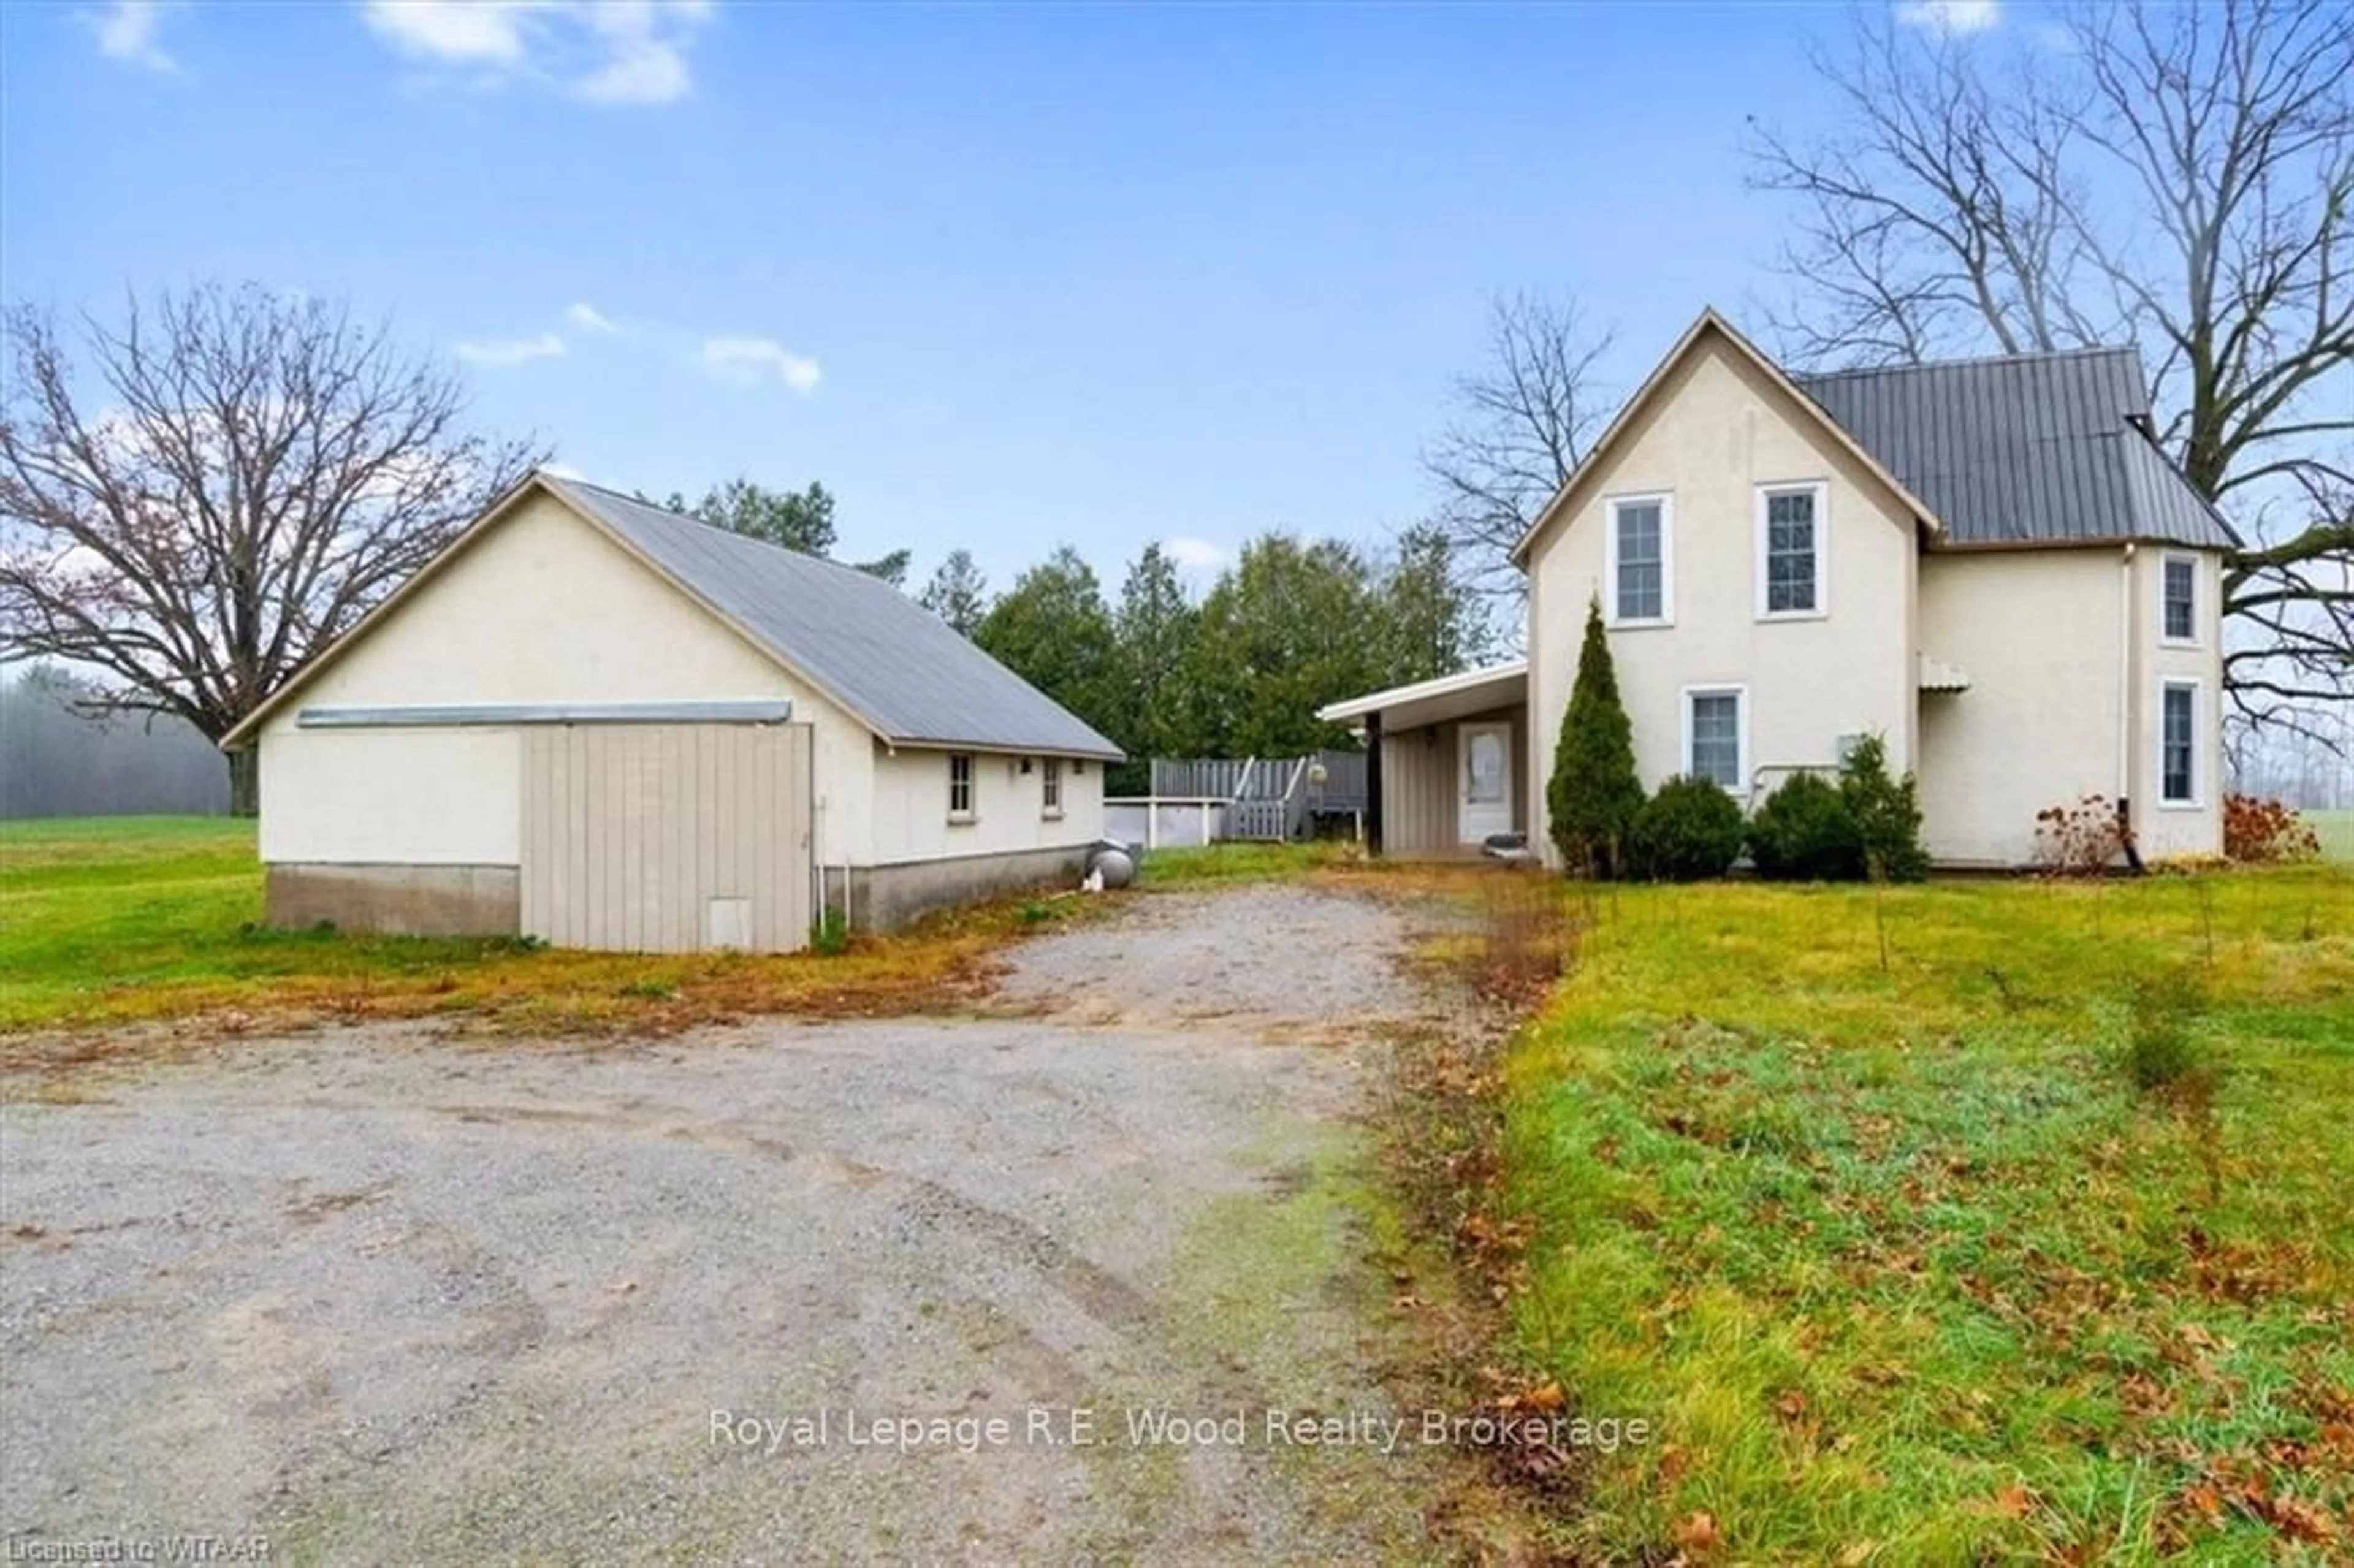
[{"left": 2, "top": 885, "right": 1451, "bottom": 1564}]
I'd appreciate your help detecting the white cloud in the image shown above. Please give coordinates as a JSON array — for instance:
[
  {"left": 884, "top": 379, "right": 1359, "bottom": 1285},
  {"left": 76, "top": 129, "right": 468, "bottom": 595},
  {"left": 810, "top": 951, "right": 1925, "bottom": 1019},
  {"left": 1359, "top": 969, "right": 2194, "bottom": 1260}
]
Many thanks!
[
  {"left": 360, "top": 1, "right": 528, "bottom": 64},
  {"left": 88, "top": 1, "right": 178, "bottom": 72},
  {"left": 359, "top": 1, "right": 711, "bottom": 106},
  {"left": 565, "top": 302, "right": 622, "bottom": 335},
  {"left": 701, "top": 336, "right": 821, "bottom": 394},
  {"left": 455, "top": 332, "right": 566, "bottom": 367},
  {"left": 539, "top": 460, "right": 587, "bottom": 481},
  {"left": 1163, "top": 536, "right": 1228, "bottom": 573},
  {"left": 1893, "top": 0, "right": 2002, "bottom": 36}
]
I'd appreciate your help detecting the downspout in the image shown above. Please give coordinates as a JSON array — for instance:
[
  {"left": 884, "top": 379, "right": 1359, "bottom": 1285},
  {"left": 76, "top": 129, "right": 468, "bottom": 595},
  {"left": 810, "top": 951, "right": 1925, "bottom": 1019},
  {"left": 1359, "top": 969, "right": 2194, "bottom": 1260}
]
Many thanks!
[{"left": 2116, "top": 542, "right": 2144, "bottom": 872}]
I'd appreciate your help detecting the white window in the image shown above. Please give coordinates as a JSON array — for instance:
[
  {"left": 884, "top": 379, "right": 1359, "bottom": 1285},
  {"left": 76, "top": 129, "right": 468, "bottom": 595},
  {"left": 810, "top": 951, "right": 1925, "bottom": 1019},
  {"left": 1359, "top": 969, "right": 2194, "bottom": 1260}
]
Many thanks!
[
  {"left": 1756, "top": 482, "right": 1827, "bottom": 618},
  {"left": 1682, "top": 686, "right": 1748, "bottom": 793},
  {"left": 1606, "top": 493, "right": 1673, "bottom": 625},
  {"left": 1040, "top": 757, "right": 1063, "bottom": 817},
  {"left": 2160, "top": 681, "right": 2199, "bottom": 806},
  {"left": 2160, "top": 554, "right": 2198, "bottom": 645},
  {"left": 948, "top": 752, "right": 975, "bottom": 820}
]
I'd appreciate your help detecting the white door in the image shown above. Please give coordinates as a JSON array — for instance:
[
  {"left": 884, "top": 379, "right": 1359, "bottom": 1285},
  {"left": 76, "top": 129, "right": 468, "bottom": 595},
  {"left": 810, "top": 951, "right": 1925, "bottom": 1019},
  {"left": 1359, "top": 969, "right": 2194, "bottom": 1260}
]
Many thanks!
[{"left": 1457, "top": 721, "right": 1514, "bottom": 844}]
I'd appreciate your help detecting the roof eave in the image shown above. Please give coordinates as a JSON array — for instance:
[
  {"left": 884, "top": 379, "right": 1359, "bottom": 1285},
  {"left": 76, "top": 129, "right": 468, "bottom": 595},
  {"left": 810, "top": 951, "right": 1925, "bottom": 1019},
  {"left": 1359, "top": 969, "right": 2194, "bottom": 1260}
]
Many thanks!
[
  {"left": 884, "top": 735, "right": 1127, "bottom": 762},
  {"left": 1316, "top": 659, "right": 1529, "bottom": 724}
]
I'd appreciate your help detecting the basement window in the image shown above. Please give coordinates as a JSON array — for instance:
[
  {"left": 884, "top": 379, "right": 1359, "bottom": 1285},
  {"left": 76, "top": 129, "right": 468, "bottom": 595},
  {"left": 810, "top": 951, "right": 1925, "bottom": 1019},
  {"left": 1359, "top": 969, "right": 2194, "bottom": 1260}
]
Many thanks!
[{"left": 948, "top": 752, "right": 975, "bottom": 822}]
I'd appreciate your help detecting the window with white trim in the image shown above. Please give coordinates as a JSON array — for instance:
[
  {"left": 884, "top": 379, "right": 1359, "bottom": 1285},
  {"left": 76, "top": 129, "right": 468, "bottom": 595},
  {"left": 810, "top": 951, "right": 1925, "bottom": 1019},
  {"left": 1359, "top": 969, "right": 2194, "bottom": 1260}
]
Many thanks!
[
  {"left": 2160, "top": 682, "right": 2198, "bottom": 805},
  {"left": 1758, "top": 483, "right": 1825, "bottom": 617},
  {"left": 1040, "top": 757, "right": 1063, "bottom": 816},
  {"left": 1684, "top": 688, "right": 1746, "bottom": 792},
  {"left": 2161, "top": 554, "right": 2198, "bottom": 644},
  {"left": 1607, "top": 494, "right": 1671, "bottom": 624},
  {"left": 948, "top": 752, "right": 975, "bottom": 820}
]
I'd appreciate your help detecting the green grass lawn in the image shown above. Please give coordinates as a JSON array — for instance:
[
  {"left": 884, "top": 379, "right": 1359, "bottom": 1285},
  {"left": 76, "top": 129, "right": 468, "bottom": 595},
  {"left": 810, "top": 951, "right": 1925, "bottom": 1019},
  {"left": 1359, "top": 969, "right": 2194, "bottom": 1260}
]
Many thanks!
[
  {"left": 0, "top": 815, "right": 1089, "bottom": 1037},
  {"left": 2309, "top": 809, "right": 2353, "bottom": 863},
  {"left": 1505, "top": 868, "right": 2354, "bottom": 1562}
]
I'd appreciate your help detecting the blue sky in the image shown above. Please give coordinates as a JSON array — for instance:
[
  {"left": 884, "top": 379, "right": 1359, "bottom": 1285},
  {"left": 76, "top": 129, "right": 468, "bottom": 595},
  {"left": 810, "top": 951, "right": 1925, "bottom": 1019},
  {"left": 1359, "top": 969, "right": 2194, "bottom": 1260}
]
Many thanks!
[{"left": 1, "top": 1, "right": 2000, "bottom": 592}]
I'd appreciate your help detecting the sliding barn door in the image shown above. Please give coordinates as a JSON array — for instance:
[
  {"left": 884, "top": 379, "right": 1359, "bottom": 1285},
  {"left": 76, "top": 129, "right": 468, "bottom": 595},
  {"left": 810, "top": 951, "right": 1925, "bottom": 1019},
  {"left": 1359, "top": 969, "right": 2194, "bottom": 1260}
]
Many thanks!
[{"left": 520, "top": 723, "right": 812, "bottom": 953}]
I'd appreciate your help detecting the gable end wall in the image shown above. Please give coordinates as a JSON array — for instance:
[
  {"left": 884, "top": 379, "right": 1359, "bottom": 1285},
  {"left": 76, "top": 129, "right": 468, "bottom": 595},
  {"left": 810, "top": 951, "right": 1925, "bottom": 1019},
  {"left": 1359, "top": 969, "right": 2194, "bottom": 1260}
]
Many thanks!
[
  {"left": 257, "top": 491, "right": 877, "bottom": 869},
  {"left": 1524, "top": 333, "right": 1919, "bottom": 857}
]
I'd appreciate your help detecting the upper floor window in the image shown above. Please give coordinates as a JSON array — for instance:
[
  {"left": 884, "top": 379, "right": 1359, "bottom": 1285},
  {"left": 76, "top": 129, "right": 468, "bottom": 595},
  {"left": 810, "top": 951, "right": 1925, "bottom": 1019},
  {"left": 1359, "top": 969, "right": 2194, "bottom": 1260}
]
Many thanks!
[
  {"left": 1041, "top": 757, "right": 1063, "bottom": 817},
  {"left": 1607, "top": 494, "right": 1672, "bottom": 625},
  {"left": 2161, "top": 554, "right": 2198, "bottom": 644},
  {"left": 2160, "top": 682, "right": 2198, "bottom": 805},
  {"left": 948, "top": 752, "right": 975, "bottom": 820},
  {"left": 1683, "top": 686, "right": 1747, "bottom": 793},
  {"left": 1757, "top": 482, "right": 1827, "bottom": 618}
]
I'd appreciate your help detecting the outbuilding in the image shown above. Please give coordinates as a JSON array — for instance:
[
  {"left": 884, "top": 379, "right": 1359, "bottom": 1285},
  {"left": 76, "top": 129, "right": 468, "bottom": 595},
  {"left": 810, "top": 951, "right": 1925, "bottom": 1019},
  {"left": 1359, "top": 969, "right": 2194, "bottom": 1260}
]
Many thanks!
[{"left": 220, "top": 473, "right": 1122, "bottom": 950}]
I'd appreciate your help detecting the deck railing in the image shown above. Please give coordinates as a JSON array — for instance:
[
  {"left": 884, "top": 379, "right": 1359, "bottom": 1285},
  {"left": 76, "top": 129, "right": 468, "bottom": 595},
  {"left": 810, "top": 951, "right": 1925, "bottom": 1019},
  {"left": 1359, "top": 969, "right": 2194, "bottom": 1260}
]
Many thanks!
[{"left": 1114, "top": 750, "right": 1367, "bottom": 845}]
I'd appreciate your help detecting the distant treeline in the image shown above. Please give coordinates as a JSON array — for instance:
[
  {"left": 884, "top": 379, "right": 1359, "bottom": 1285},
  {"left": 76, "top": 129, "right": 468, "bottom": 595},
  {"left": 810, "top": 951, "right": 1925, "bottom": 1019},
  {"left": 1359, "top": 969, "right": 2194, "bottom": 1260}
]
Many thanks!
[{"left": 1, "top": 665, "right": 229, "bottom": 819}]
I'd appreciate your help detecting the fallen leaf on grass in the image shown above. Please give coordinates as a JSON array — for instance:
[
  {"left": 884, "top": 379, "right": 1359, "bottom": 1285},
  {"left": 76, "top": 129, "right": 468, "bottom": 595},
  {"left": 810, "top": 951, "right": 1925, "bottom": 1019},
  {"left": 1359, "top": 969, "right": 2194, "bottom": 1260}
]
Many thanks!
[
  {"left": 1671, "top": 1510, "right": 1724, "bottom": 1558},
  {"left": 2263, "top": 1494, "right": 2339, "bottom": 1545}
]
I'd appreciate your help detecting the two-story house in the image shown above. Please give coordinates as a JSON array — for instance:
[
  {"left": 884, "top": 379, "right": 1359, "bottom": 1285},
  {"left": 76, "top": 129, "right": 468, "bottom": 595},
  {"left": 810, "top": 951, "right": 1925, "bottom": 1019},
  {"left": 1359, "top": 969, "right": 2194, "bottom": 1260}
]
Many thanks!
[{"left": 1320, "top": 310, "right": 2234, "bottom": 868}]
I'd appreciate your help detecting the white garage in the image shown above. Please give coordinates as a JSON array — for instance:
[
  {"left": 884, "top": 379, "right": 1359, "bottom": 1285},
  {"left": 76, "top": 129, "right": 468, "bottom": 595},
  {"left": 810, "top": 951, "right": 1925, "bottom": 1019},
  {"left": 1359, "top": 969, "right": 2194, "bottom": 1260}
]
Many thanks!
[{"left": 221, "top": 473, "right": 1122, "bottom": 951}]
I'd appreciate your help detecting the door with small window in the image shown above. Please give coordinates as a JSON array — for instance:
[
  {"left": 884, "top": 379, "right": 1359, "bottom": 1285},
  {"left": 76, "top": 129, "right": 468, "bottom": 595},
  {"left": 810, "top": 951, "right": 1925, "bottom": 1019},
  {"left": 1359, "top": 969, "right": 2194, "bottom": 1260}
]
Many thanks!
[{"left": 1457, "top": 721, "right": 1514, "bottom": 845}]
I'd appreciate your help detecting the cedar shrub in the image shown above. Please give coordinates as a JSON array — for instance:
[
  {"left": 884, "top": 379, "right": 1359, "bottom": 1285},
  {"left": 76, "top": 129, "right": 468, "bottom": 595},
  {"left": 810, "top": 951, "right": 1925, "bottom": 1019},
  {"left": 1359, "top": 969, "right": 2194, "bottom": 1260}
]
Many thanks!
[{"left": 1547, "top": 596, "right": 1645, "bottom": 877}]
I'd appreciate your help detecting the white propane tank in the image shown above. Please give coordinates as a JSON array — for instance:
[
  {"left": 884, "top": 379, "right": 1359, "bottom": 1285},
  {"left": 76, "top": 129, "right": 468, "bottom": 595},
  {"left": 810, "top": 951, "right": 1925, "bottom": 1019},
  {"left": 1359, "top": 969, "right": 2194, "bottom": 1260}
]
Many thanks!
[{"left": 1087, "top": 841, "right": 1138, "bottom": 889}]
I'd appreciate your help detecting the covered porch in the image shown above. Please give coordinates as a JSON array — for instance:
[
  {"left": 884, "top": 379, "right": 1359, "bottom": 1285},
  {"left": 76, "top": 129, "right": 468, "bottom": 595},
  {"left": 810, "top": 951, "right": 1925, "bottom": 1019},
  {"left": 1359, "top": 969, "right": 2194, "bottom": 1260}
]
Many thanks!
[{"left": 1316, "top": 661, "right": 1530, "bottom": 859}]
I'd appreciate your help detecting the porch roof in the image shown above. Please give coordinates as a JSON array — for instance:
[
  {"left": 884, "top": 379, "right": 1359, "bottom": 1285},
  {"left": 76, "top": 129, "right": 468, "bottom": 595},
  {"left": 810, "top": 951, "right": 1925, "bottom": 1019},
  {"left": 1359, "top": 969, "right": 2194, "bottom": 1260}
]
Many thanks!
[{"left": 1316, "top": 660, "right": 1528, "bottom": 731}]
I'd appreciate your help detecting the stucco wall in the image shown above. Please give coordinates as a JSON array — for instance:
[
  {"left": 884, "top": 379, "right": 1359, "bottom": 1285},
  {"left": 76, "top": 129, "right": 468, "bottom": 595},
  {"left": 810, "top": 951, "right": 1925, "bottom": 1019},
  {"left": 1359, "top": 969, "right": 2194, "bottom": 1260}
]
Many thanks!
[
  {"left": 1918, "top": 549, "right": 2126, "bottom": 865},
  {"left": 2132, "top": 545, "right": 2226, "bottom": 859},
  {"left": 258, "top": 492, "right": 877, "bottom": 869},
  {"left": 1379, "top": 706, "right": 1529, "bottom": 857},
  {"left": 1915, "top": 546, "right": 2225, "bottom": 866},
  {"left": 867, "top": 744, "right": 1106, "bottom": 868},
  {"left": 264, "top": 728, "right": 522, "bottom": 865},
  {"left": 1525, "top": 333, "right": 1919, "bottom": 862}
]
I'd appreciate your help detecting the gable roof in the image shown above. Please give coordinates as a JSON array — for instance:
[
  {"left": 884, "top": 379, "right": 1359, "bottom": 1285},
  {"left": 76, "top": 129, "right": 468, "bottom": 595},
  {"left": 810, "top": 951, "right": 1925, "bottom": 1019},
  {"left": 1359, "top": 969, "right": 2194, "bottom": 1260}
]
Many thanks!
[
  {"left": 224, "top": 473, "right": 1124, "bottom": 759},
  {"left": 544, "top": 478, "right": 1122, "bottom": 756},
  {"left": 1792, "top": 348, "right": 2239, "bottom": 550},
  {"left": 1509, "top": 308, "right": 1943, "bottom": 566}
]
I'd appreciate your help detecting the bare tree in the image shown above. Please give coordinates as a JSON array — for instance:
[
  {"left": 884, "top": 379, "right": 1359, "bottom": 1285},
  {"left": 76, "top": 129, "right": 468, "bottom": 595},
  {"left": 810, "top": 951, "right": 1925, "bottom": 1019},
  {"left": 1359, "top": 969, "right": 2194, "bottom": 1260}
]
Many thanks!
[
  {"left": 1422, "top": 292, "right": 1619, "bottom": 599},
  {"left": 1748, "top": 0, "right": 2354, "bottom": 734},
  {"left": 1, "top": 283, "right": 545, "bottom": 813}
]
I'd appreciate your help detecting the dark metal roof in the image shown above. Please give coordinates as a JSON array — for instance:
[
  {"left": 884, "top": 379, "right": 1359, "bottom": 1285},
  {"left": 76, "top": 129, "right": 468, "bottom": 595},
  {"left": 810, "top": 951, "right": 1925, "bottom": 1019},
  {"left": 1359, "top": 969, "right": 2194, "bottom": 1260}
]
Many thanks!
[
  {"left": 1793, "top": 347, "right": 2238, "bottom": 550},
  {"left": 546, "top": 477, "right": 1124, "bottom": 759}
]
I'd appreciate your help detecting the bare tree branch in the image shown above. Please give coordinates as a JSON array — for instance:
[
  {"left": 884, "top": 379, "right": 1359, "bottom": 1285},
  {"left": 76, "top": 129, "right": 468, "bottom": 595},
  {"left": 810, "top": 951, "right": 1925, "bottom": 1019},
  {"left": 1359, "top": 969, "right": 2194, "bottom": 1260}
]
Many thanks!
[
  {"left": 1420, "top": 292, "right": 1618, "bottom": 603},
  {"left": 1, "top": 283, "right": 547, "bottom": 812},
  {"left": 1746, "top": 0, "right": 2354, "bottom": 747}
]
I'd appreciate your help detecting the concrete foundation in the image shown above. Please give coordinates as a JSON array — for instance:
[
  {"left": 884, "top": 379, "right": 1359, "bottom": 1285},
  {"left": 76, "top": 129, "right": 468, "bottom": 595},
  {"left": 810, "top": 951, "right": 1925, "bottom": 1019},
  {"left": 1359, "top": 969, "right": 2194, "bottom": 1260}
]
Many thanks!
[
  {"left": 266, "top": 863, "right": 522, "bottom": 938},
  {"left": 839, "top": 845, "right": 1093, "bottom": 931}
]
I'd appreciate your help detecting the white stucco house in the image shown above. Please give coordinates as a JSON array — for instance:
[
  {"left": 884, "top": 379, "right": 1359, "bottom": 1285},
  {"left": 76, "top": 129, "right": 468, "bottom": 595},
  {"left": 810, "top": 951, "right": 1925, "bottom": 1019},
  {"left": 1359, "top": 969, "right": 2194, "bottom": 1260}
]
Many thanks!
[
  {"left": 1321, "top": 310, "right": 2234, "bottom": 869},
  {"left": 221, "top": 474, "right": 1122, "bottom": 950}
]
